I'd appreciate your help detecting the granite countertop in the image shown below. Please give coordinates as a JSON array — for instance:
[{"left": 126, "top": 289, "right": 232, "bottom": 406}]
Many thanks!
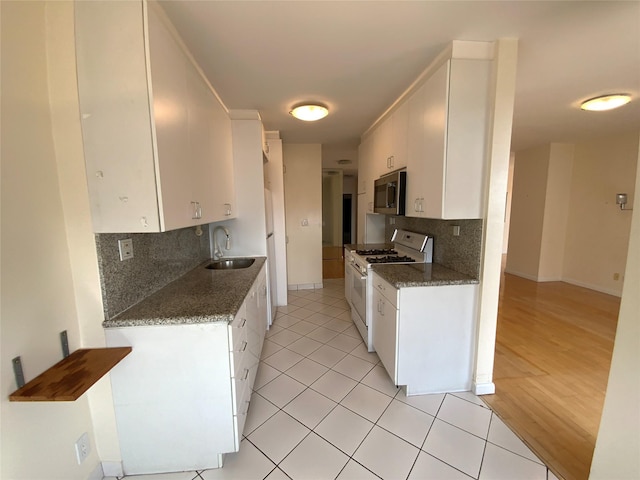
[
  {"left": 102, "top": 257, "right": 266, "bottom": 328},
  {"left": 371, "top": 262, "right": 479, "bottom": 288}
]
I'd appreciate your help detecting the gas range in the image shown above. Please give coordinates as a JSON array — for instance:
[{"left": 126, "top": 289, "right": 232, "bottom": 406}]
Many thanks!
[
  {"left": 345, "top": 229, "right": 433, "bottom": 352},
  {"left": 350, "top": 229, "right": 433, "bottom": 274}
]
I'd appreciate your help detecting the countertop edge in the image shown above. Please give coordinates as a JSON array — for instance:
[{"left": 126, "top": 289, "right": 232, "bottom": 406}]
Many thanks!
[{"left": 371, "top": 262, "right": 479, "bottom": 289}]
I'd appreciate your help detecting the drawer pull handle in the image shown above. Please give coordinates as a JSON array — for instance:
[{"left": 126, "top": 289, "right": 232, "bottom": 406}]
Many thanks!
[
  {"left": 242, "top": 400, "right": 251, "bottom": 415},
  {"left": 239, "top": 318, "right": 247, "bottom": 328},
  {"left": 242, "top": 368, "right": 249, "bottom": 381},
  {"left": 240, "top": 341, "right": 248, "bottom": 352}
]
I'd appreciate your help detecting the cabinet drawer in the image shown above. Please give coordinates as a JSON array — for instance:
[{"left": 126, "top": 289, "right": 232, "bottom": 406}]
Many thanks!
[
  {"left": 232, "top": 395, "right": 251, "bottom": 450},
  {"left": 229, "top": 347, "right": 248, "bottom": 378},
  {"left": 228, "top": 309, "right": 248, "bottom": 353},
  {"left": 373, "top": 276, "right": 398, "bottom": 308},
  {"left": 231, "top": 368, "right": 251, "bottom": 416}
]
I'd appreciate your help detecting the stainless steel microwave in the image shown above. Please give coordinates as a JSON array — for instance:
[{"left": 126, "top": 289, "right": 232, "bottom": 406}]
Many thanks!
[{"left": 374, "top": 170, "right": 406, "bottom": 215}]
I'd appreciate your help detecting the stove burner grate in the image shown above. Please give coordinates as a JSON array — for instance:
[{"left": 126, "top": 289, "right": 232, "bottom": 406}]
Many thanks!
[
  {"left": 366, "top": 255, "right": 416, "bottom": 264},
  {"left": 356, "top": 248, "right": 397, "bottom": 256}
]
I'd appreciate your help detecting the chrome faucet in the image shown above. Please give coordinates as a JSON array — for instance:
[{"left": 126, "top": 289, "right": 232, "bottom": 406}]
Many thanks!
[{"left": 213, "top": 226, "right": 231, "bottom": 259}]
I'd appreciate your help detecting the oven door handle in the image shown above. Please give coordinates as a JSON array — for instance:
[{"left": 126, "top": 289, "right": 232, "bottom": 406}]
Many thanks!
[{"left": 349, "top": 263, "right": 367, "bottom": 281}]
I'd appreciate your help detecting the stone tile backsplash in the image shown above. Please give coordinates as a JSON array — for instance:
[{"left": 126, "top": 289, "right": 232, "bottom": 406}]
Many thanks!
[
  {"left": 96, "top": 226, "right": 211, "bottom": 319},
  {"left": 385, "top": 216, "right": 483, "bottom": 278}
]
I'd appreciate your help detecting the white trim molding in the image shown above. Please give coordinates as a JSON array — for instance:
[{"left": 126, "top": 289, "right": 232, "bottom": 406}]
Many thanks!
[
  {"left": 473, "top": 382, "right": 496, "bottom": 396},
  {"left": 101, "top": 461, "right": 123, "bottom": 478}
]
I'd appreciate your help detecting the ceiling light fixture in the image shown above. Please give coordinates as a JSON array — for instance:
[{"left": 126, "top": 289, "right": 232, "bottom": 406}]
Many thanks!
[
  {"left": 337, "top": 159, "right": 352, "bottom": 165},
  {"left": 580, "top": 94, "right": 631, "bottom": 111},
  {"left": 290, "top": 103, "right": 329, "bottom": 121}
]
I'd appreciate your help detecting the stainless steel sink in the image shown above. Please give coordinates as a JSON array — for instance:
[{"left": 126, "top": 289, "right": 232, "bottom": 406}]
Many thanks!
[{"left": 205, "top": 258, "right": 255, "bottom": 270}]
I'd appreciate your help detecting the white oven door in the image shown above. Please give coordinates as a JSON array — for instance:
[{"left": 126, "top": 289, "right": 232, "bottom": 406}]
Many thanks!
[
  {"left": 344, "top": 254, "right": 353, "bottom": 307},
  {"left": 349, "top": 263, "right": 367, "bottom": 323}
]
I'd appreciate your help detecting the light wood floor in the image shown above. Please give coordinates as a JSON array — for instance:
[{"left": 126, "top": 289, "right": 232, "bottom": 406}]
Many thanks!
[
  {"left": 483, "top": 273, "right": 620, "bottom": 480},
  {"left": 322, "top": 246, "right": 345, "bottom": 279}
]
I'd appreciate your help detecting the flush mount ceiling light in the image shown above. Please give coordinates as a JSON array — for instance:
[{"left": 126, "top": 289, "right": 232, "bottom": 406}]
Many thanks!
[
  {"left": 290, "top": 103, "right": 329, "bottom": 121},
  {"left": 580, "top": 94, "right": 631, "bottom": 111}
]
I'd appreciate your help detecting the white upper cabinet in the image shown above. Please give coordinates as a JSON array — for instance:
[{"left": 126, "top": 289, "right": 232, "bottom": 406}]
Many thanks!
[
  {"left": 76, "top": 1, "right": 235, "bottom": 233},
  {"left": 370, "top": 101, "right": 409, "bottom": 178},
  {"left": 261, "top": 125, "right": 270, "bottom": 162},
  {"left": 357, "top": 135, "right": 373, "bottom": 195},
  {"left": 406, "top": 59, "right": 490, "bottom": 219},
  {"left": 390, "top": 100, "right": 409, "bottom": 171}
]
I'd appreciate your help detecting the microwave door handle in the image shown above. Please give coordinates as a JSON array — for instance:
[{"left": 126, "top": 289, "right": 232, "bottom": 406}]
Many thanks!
[{"left": 386, "top": 183, "right": 392, "bottom": 208}]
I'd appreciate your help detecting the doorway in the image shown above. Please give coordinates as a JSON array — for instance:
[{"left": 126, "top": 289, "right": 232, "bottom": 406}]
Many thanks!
[
  {"left": 343, "top": 194, "right": 352, "bottom": 245},
  {"left": 322, "top": 170, "right": 345, "bottom": 279}
]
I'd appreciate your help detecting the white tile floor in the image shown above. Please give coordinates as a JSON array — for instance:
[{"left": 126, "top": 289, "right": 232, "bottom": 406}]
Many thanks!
[{"left": 106, "top": 278, "right": 557, "bottom": 480}]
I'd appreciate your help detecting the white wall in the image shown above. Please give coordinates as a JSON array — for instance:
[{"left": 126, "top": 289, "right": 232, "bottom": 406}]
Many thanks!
[
  {"left": 45, "top": 1, "right": 122, "bottom": 470},
  {"left": 283, "top": 144, "right": 323, "bottom": 288},
  {"left": 504, "top": 144, "right": 550, "bottom": 279},
  {"left": 538, "top": 143, "right": 574, "bottom": 281},
  {"left": 1, "top": 2, "right": 104, "bottom": 478},
  {"left": 589, "top": 134, "right": 640, "bottom": 479},
  {"left": 507, "top": 132, "right": 637, "bottom": 295},
  {"left": 502, "top": 153, "right": 515, "bottom": 253},
  {"left": 562, "top": 131, "right": 638, "bottom": 296}
]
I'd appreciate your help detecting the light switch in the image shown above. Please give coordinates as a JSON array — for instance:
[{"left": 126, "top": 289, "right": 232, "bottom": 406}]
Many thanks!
[{"left": 452, "top": 225, "right": 461, "bottom": 236}]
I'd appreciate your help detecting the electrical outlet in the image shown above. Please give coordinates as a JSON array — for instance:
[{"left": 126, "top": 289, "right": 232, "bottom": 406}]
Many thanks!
[
  {"left": 118, "top": 238, "right": 133, "bottom": 261},
  {"left": 390, "top": 217, "right": 396, "bottom": 225},
  {"left": 301, "top": 219, "right": 309, "bottom": 227},
  {"left": 74, "top": 432, "right": 91, "bottom": 465},
  {"left": 452, "top": 225, "right": 461, "bottom": 236},
  {"left": 613, "top": 272, "right": 620, "bottom": 281}
]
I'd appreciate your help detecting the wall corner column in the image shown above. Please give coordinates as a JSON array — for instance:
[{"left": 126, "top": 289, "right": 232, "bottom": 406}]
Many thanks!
[{"left": 473, "top": 38, "right": 519, "bottom": 395}]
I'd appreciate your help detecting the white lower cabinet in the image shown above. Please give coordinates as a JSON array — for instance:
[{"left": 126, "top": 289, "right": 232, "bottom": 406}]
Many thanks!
[
  {"left": 105, "top": 266, "right": 267, "bottom": 475},
  {"left": 371, "top": 272, "right": 477, "bottom": 395}
]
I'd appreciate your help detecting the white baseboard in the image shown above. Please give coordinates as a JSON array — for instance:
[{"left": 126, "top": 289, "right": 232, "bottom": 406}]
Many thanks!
[
  {"left": 288, "top": 283, "right": 323, "bottom": 291},
  {"left": 473, "top": 382, "right": 496, "bottom": 396},
  {"left": 562, "top": 277, "right": 622, "bottom": 297},
  {"left": 503, "top": 269, "right": 539, "bottom": 281},
  {"left": 87, "top": 464, "right": 103, "bottom": 480},
  {"left": 101, "top": 461, "right": 123, "bottom": 478},
  {"left": 504, "top": 270, "right": 622, "bottom": 297}
]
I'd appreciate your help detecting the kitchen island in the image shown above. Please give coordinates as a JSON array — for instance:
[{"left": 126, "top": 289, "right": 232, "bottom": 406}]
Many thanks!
[{"left": 103, "top": 258, "right": 268, "bottom": 475}]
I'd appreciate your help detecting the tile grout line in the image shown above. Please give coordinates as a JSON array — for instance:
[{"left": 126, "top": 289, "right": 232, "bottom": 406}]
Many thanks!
[{"left": 260, "top": 288, "right": 548, "bottom": 479}]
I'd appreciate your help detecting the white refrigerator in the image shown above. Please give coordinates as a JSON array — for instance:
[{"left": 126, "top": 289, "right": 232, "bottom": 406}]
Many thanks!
[{"left": 264, "top": 188, "right": 277, "bottom": 324}]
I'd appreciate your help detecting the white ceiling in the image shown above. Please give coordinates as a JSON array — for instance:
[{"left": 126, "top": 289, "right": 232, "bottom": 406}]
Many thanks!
[{"left": 160, "top": 1, "right": 640, "bottom": 174}]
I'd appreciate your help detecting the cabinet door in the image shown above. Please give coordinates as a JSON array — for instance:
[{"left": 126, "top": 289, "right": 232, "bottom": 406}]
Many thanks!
[
  {"left": 406, "top": 83, "right": 426, "bottom": 218},
  {"left": 75, "top": 1, "right": 161, "bottom": 233},
  {"left": 208, "top": 95, "right": 236, "bottom": 221},
  {"left": 372, "top": 287, "right": 398, "bottom": 384},
  {"left": 391, "top": 101, "right": 409, "bottom": 170},
  {"left": 357, "top": 136, "right": 373, "bottom": 194},
  {"left": 443, "top": 59, "right": 490, "bottom": 219},
  {"left": 356, "top": 194, "right": 367, "bottom": 244},
  {"left": 148, "top": 5, "right": 193, "bottom": 231},
  {"left": 372, "top": 119, "right": 392, "bottom": 177},
  {"left": 420, "top": 61, "right": 448, "bottom": 219}
]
